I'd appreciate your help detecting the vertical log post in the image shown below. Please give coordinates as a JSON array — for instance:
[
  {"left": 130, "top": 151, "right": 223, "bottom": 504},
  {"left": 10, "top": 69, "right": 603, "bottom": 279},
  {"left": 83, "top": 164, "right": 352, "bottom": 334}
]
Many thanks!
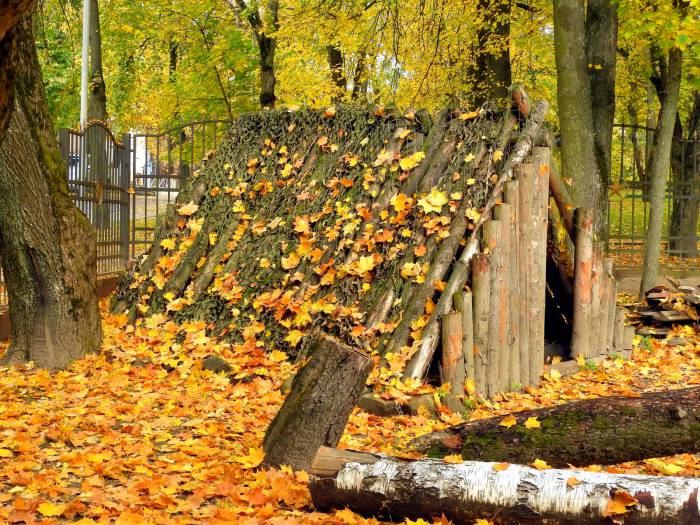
[
  {"left": 613, "top": 307, "right": 626, "bottom": 353},
  {"left": 263, "top": 334, "right": 372, "bottom": 471},
  {"left": 516, "top": 164, "right": 534, "bottom": 385},
  {"left": 484, "top": 220, "right": 504, "bottom": 397},
  {"left": 441, "top": 308, "right": 466, "bottom": 395},
  {"left": 606, "top": 269, "right": 617, "bottom": 353},
  {"left": 494, "top": 203, "right": 513, "bottom": 392},
  {"left": 571, "top": 207, "right": 593, "bottom": 358},
  {"left": 589, "top": 246, "right": 602, "bottom": 357},
  {"left": 600, "top": 258, "right": 613, "bottom": 353},
  {"left": 454, "top": 291, "right": 475, "bottom": 390},
  {"left": 471, "top": 253, "right": 490, "bottom": 397},
  {"left": 529, "top": 148, "right": 550, "bottom": 386},
  {"left": 504, "top": 180, "right": 521, "bottom": 388}
]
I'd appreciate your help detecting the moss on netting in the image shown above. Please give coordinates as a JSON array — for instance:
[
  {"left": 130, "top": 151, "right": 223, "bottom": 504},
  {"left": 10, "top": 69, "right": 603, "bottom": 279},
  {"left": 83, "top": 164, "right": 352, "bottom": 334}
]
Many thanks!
[{"left": 113, "top": 104, "right": 512, "bottom": 357}]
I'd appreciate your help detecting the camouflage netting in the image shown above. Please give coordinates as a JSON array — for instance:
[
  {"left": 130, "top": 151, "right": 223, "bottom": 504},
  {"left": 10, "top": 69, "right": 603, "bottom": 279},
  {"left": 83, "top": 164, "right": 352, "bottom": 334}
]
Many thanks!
[{"left": 112, "top": 104, "right": 534, "bottom": 362}]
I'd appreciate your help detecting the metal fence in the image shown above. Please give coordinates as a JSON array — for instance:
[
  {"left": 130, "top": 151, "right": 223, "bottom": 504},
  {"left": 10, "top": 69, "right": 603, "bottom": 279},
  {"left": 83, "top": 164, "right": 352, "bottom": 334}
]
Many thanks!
[
  {"left": 608, "top": 123, "right": 699, "bottom": 267},
  {"left": 59, "top": 122, "right": 131, "bottom": 274},
  {"left": 129, "top": 120, "right": 231, "bottom": 257}
]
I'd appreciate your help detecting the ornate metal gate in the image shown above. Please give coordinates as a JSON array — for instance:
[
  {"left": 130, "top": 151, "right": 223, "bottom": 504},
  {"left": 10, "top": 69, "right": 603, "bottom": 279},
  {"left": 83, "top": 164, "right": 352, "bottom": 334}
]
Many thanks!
[{"left": 58, "top": 121, "right": 131, "bottom": 275}]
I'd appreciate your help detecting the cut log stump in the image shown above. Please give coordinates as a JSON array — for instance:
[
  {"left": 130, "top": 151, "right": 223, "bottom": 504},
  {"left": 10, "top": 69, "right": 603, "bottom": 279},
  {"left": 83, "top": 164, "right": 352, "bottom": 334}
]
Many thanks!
[
  {"left": 263, "top": 334, "right": 372, "bottom": 471},
  {"left": 310, "top": 447, "right": 700, "bottom": 525},
  {"left": 410, "top": 386, "right": 700, "bottom": 468}
]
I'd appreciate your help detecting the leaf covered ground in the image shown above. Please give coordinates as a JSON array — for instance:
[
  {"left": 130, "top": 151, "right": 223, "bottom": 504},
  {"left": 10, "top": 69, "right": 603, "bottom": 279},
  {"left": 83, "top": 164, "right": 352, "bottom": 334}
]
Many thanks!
[{"left": 0, "top": 302, "right": 699, "bottom": 525}]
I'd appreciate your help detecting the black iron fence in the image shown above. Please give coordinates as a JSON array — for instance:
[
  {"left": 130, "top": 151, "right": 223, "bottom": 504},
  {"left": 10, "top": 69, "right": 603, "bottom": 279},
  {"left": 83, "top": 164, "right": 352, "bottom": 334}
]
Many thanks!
[
  {"left": 129, "top": 120, "right": 231, "bottom": 257},
  {"left": 608, "top": 123, "right": 699, "bottom": 267},
  {"left": 1, "top": 119, "right": 698, "bottom": 313}
]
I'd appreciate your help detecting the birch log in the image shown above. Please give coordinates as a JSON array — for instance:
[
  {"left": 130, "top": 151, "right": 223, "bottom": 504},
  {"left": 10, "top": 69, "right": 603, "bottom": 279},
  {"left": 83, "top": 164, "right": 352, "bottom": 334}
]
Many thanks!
[{"left": 310, "top": 447, "right": 700, "bottom": 525}]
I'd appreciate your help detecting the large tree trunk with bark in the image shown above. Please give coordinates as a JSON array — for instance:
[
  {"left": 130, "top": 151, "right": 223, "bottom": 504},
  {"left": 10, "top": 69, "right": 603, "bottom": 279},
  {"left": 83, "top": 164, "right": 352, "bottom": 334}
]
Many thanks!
[
  {"left": 669, "top": 91, "right": 700, "bottom": 258},
  {"left": 410, "top": 386, "right": 700, "bottom": 468},
  {"left": 553, "top": 0, "right": 618, "bottom": 238},
  {"left": 0, "top": 16, "right": 101, "bottom": 369},
  {"left": 263, "top": 334, "right": 372, "bottom": 471},
  {"left": 640, "top": 46, "right": 683, "bottom": 296},
  {"left": 0, "top": 0, "right": 34, "bottom": 142},
  {"left": 310, "top": 446, "right": 700, "bottom": 525},
  {"left": 471, "top": 0, "right": 512, "bottom": 107}
]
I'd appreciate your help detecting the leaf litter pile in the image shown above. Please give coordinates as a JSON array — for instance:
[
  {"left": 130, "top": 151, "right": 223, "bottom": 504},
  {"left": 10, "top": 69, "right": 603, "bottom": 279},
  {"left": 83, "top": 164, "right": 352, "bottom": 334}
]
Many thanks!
[{"left": 0, "top": 303, "right": 699, "bottom": 524}]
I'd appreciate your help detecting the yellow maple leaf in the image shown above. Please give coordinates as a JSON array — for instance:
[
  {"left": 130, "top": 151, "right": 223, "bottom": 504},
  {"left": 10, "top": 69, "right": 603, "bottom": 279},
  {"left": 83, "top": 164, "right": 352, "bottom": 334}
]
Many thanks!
[
  {"left": 493, "top": 150, "right": 504, "bottom": 162},
  {"left": 177, "top": 201, "right": 199, "bottom": 216},
  {"left": 398, "top": 151, "right": 426, "bottom": 171},
  {"left": 524, "top": 416, "right": 541, "bottom": 429},
  {"left": 281, "top": 252, "right": 300, "bottom": 270},
  {"left": 259, "top": 258, "right": 271, "bottom": 268},
  {"left": 352, "top": 255, "right": 377, "bottom": 275},
  {"left": 0, "top": 449, "right": 12, "bottom": 458},
  {"left": 284, "top": 329, "right": 304, "bottom": 347},
  {"left": 474, "top": 520, "right": 494, "bottom": 525},
  {"left": 443, "top": 454, "right": 463, "bottom": 464},
  {"left": 566, "top": 477, "right": 581, "bottom": 488},
  {"left": 493, "top": 462, "right": 510, "bottom": 471},
  {"left": 604, "top": 490, "right": 638, "bottom": 517},
  {"left": 500, "top": 415, "right": 516, "bottom": 428},
  {"left": 532, "top": 458, "right": 551, "bottom": 470},
  {"left": 392, "top": 192, "right": 413, "bottom": 212},
  {"left": 160, "top": 238, "right": 176, "bottom": 250},
  {"left": 234, "top": 447, "right": 265, "bottom": 469},
  {"left": 459, "top": 110, "right": 479, "bottom": 120},
  {"left": 417, "top": 187, "right": 448, "bottom": 213},
  {"left": 38, "top": 502, "right": 66, "bottom": 517}
]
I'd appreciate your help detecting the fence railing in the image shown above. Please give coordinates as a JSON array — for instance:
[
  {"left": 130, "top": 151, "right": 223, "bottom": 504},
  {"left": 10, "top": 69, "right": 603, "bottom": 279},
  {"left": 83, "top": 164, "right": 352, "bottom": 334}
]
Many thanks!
[
  {"left": 1, "top": 118, "right": 698, "bottom": 313},
  {"left": 608, "top": 123, "right": 699, "bottom": 267},
  {"left": 129, "top": 120, "right": 231, "bottom": 257}
]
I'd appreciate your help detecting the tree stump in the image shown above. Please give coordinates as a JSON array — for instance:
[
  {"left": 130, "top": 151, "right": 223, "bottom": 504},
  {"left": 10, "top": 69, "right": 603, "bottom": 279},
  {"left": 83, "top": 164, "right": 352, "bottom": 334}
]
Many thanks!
[{"left": 263, "top": 334, "right": 372, "bottom": 471}]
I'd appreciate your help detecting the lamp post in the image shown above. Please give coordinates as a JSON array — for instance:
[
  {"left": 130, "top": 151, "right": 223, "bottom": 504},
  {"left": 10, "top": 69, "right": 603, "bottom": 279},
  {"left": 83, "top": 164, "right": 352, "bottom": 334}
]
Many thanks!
[{"left": 80, "top": 0, "right": 91, "bottom": 128}]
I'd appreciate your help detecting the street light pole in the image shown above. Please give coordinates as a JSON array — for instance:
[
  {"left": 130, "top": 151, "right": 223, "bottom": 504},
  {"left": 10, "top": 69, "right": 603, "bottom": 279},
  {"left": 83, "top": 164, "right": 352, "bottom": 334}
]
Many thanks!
[{"left": 80, "top": 0, "right": 91, "bottom": 128}]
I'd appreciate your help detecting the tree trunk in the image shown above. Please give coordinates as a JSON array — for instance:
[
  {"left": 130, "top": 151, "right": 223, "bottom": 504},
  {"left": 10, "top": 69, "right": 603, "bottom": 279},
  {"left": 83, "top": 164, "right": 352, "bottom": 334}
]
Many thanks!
[
  {"left": 86, "top": 0, "right": 110, "bottom": 228},
  {"left": 263, "top": 334, "right": 372, "bottom": 471},
  {"left": 669, "top": 91, "right": 699, "bottom": 257},
  {"left": 553, "top": 0, "right": 604, "bottom": 236},
  {"left": 0, "top": 16, "right": 101, "bottom": 369},
  {"left": 0, "top": 0, "right": 34, "bottom": 142},
  {"left": 310, "top": 446, "right": 700, "bottom": 525},
  {"left": 640, "top": 47, "right": 683, "bottom": 296},
  {"left": 586, "top": 0, "right": 618, "bottom": 213},
  {"left": 410, "top": 386, "right": 700, "bottom": 468},
  {"left": 471, "top": 0, "right": 512, "bottom": 107},
  {"left": 327, "top": 44, "right": 345, "bottom": 102}
]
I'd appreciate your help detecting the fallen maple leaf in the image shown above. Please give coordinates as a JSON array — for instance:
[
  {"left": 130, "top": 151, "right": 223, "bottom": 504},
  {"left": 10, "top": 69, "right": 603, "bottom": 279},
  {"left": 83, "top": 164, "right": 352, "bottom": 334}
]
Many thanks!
[
  {"left": 532, "top": 458, "right": 551, "bottom": 470},
  {"left": 417, "top": 187, "right": 448, "bottom": 213},
  {"left": 500, "top": 415, "right": 516, "bottom": 428},
  {"left": 38, "top": 502, "right": 65, "bottom": 517},
  {"left": 524, "top": 416, "right": 541, "bottom": 429},
  {"left": 177, "top": 201, "right": 199, "bottom": 216},
  {"left": 604, "top": 489, "right": 638, "bottom": 517},
  {"left": 443, "top": 454, "right": 463, "bottom": 464},
  {"left": 493, "top": 462, "right": 510, "bottom": 471}
]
